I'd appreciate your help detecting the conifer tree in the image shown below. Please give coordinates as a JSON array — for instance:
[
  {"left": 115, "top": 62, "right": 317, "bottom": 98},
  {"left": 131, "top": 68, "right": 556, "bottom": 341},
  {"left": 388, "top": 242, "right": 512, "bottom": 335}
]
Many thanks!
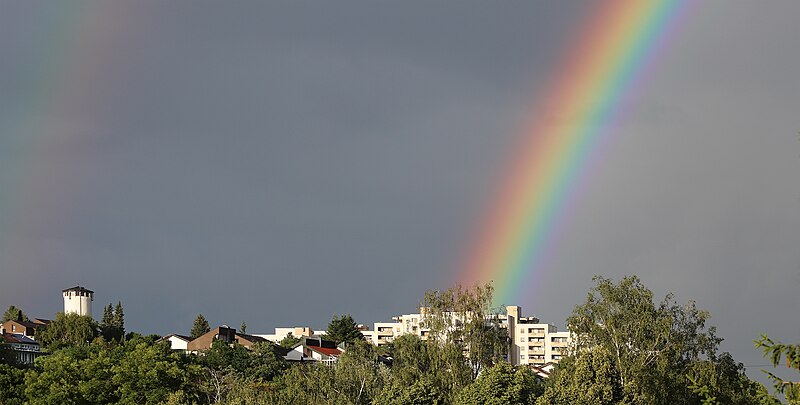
[
  {"left": 190, "top": 314, "right": 210, "bottom": 339},
  {"left": 100, "top": 303, "right": 124, "bottom": 342},
  {"left": 2, "top": 306, "right": 29, "bottom": 323},
  {"left": 324, "top": 314, "right": 364, "bottom": 346},
  {"left": 113, "top": 302, "right": 125, "bottom": 333},
  {"left": 102, "top": 304, "right": 114, "bottom": 328}
]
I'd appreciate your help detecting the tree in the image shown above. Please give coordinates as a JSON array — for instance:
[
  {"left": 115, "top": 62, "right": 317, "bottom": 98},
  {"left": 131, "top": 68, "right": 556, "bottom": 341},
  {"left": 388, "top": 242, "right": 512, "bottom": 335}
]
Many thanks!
[
  {"left": 100, "top": 303, "right": 123, "bottom": 342},
  {"left": 686, "top": 352, "right": 765, "bottom": 405},
  {"left": 537, "top": 347, "right": 623, "bottom": 404},
  {"left": 755, "top": 334, "right": 800, "bottom": 404},
  {"left": 240, "top": 320, "right": 247, "bottom": 334},
  {"left": 457, "top": 361, "right": 544, "bottom": 405},
  {"left": 101, "top": 304, "right": 114, "bottom": 329},
  {"left": 280, "top": 333, "right": 301, "bottom": 348},
  {"left": 421, "top": 283, "right": 507, "bottom": 379},
  {"left": 377, "top": 332, "right": 471, "bottom": 404},
  {"left": 38, "top": 312, "right": 97, "bottom": 348},
  {"left": 376, "top": 378, "right": 445, "bottom": 405},
  {"left": 190, "top": 314, "right": 210, "bottom": 339},
  {"left": 24, "top": 338, "right": 204, "bottom": 404},
  {"left": 113, "top": 301, "right": 125, "bottom": 337},
  {"left": 269, "top": 341, "right": 388, "bottom": 405},
  {"left": 24, "top": 343, "right": 120, "bottom": 404},
  {"left": 2, "top": 306, "right": 29, "bottom": 323},
  {"left": 558, "top": 275, "right": 759, "bottom": 405},
  {"left": 112, "top": 341, "right": 203, "bottom": 404},
  {"left": 324, "top": 314, "right": 364, "bottom": 346},
  {"left": 197, "top": 339, "right": 288, "bottom": 403},
  {"left": 0, "top": 363, "right": 26, "bottom": 404}
]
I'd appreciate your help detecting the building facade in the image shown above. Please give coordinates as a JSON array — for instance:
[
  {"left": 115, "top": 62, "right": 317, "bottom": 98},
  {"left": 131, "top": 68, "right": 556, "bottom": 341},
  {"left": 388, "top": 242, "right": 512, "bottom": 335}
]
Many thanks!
[
  {"left": 362, "top": 305, "right": 571, "bottom": 367},
  {"left": 256, "top": 326, "right": 315, "bottom": 344},
  {"left": 63, "top": 286, "right": 94, "bottom": 318},
  {"left": 1, "top": 324, "right": 43, "bottom": 366},
  {"left": 503, "top": 306, "right": 571, "bottom": 366}
]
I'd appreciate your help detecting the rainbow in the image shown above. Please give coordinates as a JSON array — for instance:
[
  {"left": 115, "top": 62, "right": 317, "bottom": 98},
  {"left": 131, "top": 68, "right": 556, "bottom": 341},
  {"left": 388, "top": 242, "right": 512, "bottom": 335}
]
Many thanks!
[
  {"left": 0, "top": 3, "right": 136, "bottom": 288},
  {"left": 456, "top": 1, "right": 691, "bottom": 305}
]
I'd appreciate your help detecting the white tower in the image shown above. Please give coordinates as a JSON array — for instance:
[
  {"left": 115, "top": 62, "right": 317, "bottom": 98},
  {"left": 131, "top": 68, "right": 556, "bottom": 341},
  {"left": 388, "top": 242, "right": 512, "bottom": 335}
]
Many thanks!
[{"left": 63, "top": 286, "right": 93, "bottom": 318}]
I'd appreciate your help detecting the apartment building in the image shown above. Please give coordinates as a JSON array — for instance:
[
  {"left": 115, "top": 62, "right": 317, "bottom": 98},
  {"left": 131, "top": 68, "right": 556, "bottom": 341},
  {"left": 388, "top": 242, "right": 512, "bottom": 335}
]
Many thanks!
[
  {"left": 363, "top": 305, "right": 571, "bottom": 367},
  {"left": 503, "top": 306, "right": 571, "bottom": 366},
  {"left": 256, "top": 326, "right": 316, "bottom": 344}
]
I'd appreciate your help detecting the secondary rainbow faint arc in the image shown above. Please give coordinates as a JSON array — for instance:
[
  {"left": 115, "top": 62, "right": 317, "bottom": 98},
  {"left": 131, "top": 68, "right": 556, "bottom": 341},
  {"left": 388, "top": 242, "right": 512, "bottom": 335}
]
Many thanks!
[
  {"left": 456, "top": 0, "right": 691, "bottom": 305},
  {"left": 0, "top": 3, "right": 136, "bottom": 286}
]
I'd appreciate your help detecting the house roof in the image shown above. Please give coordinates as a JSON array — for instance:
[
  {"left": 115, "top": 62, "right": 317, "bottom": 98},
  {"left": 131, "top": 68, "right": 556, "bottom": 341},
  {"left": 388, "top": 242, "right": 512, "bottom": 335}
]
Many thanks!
[
  {"left": 273, "top": 345, "right": 291, "bottom": 357},
  {"left": 236, "top": 333, "right": 268, "bottom": 344},
  {"left": 307, "top": 345, "right": 342, "bottom": 357},
  {"left": 63, "top": 285, "right": 94, "bottom": 294},
  {"left": 3, "top": 320, "right": 36, "bottom": 329},
  {"left": 160, "top": 334, "right": 192, "bottom": 342},
  {"left": 1, "top": 333, "right": 39, "bottom": 345},
  {"left": 528, "top": 362, "right": 555, "bottom": 378}
]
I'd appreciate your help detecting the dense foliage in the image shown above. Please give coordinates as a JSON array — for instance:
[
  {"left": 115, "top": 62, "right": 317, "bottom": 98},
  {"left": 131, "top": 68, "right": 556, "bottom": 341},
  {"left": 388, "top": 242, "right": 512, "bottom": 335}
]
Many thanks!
[
  {"left": 2, "top": 305, "right": 29, "bottom": 323},
  {"left": 0, "top": 277, "right": 777, "bottom": 404},
  {"left": 100, "top": 302, "right": 126, "bottom": 342},
  {"left": 190, "top": 314, "right": 211, "bottom": 339},
  {"left": 38, "top": 312, "right": 98, "bottom": 348},
  {"left": 323, "top": 314, "right": 364, "bottom": 346},
  {"left": 539, "top": 276, "right": 765, "bottom": 405}
]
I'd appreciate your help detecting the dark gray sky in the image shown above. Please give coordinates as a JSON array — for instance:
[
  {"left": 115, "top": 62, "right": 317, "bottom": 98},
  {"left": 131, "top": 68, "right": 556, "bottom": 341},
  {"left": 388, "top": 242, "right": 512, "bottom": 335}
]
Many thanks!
[{"left": 1, "top": 1, "right": 798, "bottom": 379}]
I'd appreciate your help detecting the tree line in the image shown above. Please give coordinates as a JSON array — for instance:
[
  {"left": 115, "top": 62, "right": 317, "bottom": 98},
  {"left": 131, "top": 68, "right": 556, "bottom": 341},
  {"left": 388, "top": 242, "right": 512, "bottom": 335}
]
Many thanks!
[{"left": 1, "top": 276, "right": 797, "bottom": 404}]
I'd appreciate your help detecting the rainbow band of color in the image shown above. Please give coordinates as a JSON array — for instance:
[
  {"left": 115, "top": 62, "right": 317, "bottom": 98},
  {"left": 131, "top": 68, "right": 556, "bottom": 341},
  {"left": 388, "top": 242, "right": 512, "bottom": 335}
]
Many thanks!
[{"left": 457, "top": 0, "right": 690, "bottom": 305}]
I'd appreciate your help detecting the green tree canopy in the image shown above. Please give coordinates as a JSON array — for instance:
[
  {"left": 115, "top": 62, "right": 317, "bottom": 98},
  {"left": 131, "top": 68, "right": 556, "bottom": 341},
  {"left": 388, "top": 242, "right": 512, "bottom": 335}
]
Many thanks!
[
  {"left": 457, "top": 361, "right": 544, "bottom": 405},
  {"left": 2, "top": 306, "right": 29, "bottom": 323},
  {"left": 422, "top": 283, "right": 507, "bottom": 379},
  {"left": 323, "top": 314, "right": 364, "bottom": 346},
  {"left": 100, "top": 303, "right": 124, "bottom": 342},
  {"left": 101, "top": 304, "right": 114, "bottom": 328},
  {"left": 378, "top": 329, "right": 472, "bottom": 403},
  {"left": 279, "top": 333, "right": 301, "bottom": 348},
  {"left": 190, "top": 314, "right": 211, "bottom": 339},
  {"left": 550, "top": 275, "right": 762, "bottom": 405},
  {"left": 270, "top": 340, "right": 388, "bottom": 405},
  {"left": 113, "top": 302, "right": 125, "bottom": 333},
  {"left": 0, "top": 364, "right": 26, "bottom": 404},
  {"left": 24, "top": 338, "right": 204, "bottom": 404},
  {"left": 537, "top": 347, "right": 623, "bottom": 404},
  {"left": 38, "top": 312, "right": 98, "bottom": 349}
]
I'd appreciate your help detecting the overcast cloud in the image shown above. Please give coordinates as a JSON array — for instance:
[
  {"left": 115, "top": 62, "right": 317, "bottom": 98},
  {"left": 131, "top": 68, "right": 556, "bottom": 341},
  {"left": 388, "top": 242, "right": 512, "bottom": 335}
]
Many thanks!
[{"left": 1, "top": 1, "right": 798, "bottom": 380}]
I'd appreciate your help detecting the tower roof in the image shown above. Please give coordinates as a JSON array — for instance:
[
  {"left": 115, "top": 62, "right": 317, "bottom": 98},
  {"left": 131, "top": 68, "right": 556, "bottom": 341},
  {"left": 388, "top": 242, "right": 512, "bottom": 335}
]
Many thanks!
[{"left": 62, "top": 286, "right": 94, "bottom": 294}]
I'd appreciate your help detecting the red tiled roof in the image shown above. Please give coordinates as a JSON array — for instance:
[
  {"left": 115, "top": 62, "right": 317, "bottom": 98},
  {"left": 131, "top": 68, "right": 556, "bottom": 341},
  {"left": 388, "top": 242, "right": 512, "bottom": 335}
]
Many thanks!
[{"left": 308, "top": 346, "right": 342, "bottom": 357}]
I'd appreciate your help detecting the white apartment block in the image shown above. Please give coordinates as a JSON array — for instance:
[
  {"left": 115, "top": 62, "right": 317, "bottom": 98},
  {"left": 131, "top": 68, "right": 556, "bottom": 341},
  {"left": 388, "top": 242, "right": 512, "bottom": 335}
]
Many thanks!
[
  {"left": 503, "top": 306, "right": 571, "bottom": 367},
  {"left": 362, "top": 305, "right": 571, "bottom": 368},
  {"left": 256, "top": 326, "right": 316, "bottom": 343}
]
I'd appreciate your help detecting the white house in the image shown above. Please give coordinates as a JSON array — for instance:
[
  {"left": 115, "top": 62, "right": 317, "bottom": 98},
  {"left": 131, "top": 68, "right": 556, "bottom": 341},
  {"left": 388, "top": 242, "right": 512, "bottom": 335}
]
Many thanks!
[
  {"left": 284, "top": 337, "right": 342, "bottom": 364},
  {"left": 159, "top": 334, "right": 192, "bottom": 351},
  {"left": 1, "top": 327, "right": 43, "bottom": 366}
]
